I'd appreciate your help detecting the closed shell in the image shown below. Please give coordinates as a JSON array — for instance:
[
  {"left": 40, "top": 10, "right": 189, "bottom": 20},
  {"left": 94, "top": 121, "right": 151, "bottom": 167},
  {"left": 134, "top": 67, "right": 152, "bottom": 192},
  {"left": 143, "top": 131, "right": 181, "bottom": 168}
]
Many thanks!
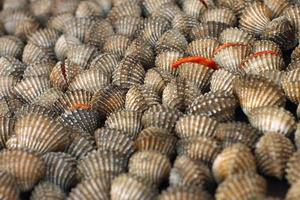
[
  {"left": 284, "top": 5, "right": 300, "bottom": 34},
  {"left": 255, "top": 133, "right": 295, "bottom": 179},
  {"left": 156, "top": 29, "right": 188, "bottom": 54},
  {"left": 67, "top": 44, "right": 98, "bottom": 69},
  {"left": 47, "top": 13, "right": 74, "bottom": 32},
  {"left": 172, "top": 14, "right": 199, "bottom": 36},
  {"left": 252, "top": 40, "right": 282, "bottom": 55},
  {"left": 200, "top": 8, "right": 237, "bottom": 26},
  {"left": 190, "top": 21, "right": 230, "bottom": 40},
  {"left": 0, "top": 76, "right": 18, "bottom": 98},
  {"left": 22, "top": 43, "right": 55, "bottom": 64},
  {"left": 0, "top": 36, "right": 24, "bottom": 58},
  {"left": 210, "top": 69, "right": 236, "bottom": 94},
  {"left": 0, "top": 56, "right": 26, "bottom": 78},
  {"left": 31, "top": 181, "right": 66, "bottom": 200},
  {"left": 113, "top": 16, "right": 142, "bottom": 39},
  {"left": 107, "top": 2, "right": 141, "bottom": 23},
  {"left": 144, "top": 68, "right": 174, "bottom": 94},
  {"left": 158, "top": 186, "right": 213, "bottom": 200},
  {"left": 0, "top": 116, "right": 15, "bottom": 148},
  {"left": 182, "top": 0, "right": 207, "bottom": 20},
  {"left": 63, "top": 17, "right": 95, "bottom": 42},
  {"left": 264, "top": 0, "right": 291, "bottom": 18},
  {"left": 33, "top": 88, "right": 64, "bottom": 110},
  {"left": 286, "top": 179, "right": 300, "bottom": 200},
  {"left": 282, "top": 68, "right": 300, "bottom": 104},
  {"left": 23, "top": 61, "right": 54, "bottom": 78},
  {"left": 55, "top": 35, "right": 82, "bottom": 61},
  {"left": 29, "top": 28, "right": 60, "bottom": 48},
  {"left": 0, "top": 171, "right": 20, "bottom": 200},
  {"left": 219, "top": 27, "right": 255, "bottom": 45},
  {"left": 155, "top": 51, "right": 184, "bottom": 75},
  {"left": 89, "top": 53, "right": 121, "bottom": 75},
  {"left": 128, "top": 151, "right": 171, "bottom": 185},
  {"left": 186, "top": 38, "right": 220, "bottom": 58},
  {"left": 286, "top": 150, "right": 300, "bottom": 184}
]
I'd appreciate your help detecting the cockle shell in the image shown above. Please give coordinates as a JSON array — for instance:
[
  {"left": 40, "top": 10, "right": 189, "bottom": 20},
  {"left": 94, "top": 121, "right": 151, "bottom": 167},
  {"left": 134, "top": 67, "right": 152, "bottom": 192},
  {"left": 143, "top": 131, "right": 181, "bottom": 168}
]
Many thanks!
[
  {"left": 156, "top": 29, "right": 188, "bottom": 54},
  {"left": 215, "top": 172, "right": 267, "bottom": 200},
  {"left": 233, "top": 75, "right": 286, "bottom": 115},
  {"left": 22, "top": 43, "right": 55, "bottom": 64},
  {"left": 42, "top": 152, "right": 77, "bottom": 191},
  {"left": 216, "top": 0, "right": 247, "bottom": 16},
  {"left": 47, "top": 13, "right": 74, "bottom": 32},
  {"left": 255, "top": 133, "right": 295, "bottom": 179},
  {"left": 67, "top": 176, "right": 111, "bottom": 200},
  {"left": 286, "top": 150, "right": 300, "bottom": 185},
  {"left": 177, "top": 136, "right": 221, "bottom": 164},
  {"left": 30, "top": 0, "right": 53, "bottom": 25},
  {"left": 0, "top": 76, "right": 18, "bottom": 98},
  {"left": 128, "top": 151, "right": 171, "bottom": 185},
  {"left": 0, "top": 171, "right": 20, "bottom": 200},
  {"left": 158, "top": 186, "right": 213, "bottom": 200},
  {"left": 189, "top": 21, "right": 231, "bottom": 40},
  {"left": 94, "top": 127, "right": 135, "bottom": 158},
  {"left": 142, "top": 0, "right": 175, "bottom": 15},
  {"left": 107, "top": 2, "right": 141, "bottom": 23},
  {"left": 248, "top": 106, "right": 296, "bottom": 136},
  {"left": 200, "top": 8, "right": 237, "bottom": 26},
  {"left": 214, "top": 122, "right": 261, "bottom": 149},
  {"left": 55, "top": 34, "right": 82, "bottom": 61},
  {"left": 135, "top": 127, "right": 177, "bottom": 156},
  {"left": 286, "top": 179, "right": 300, "bottom": 200},
  {"left": 239, "top": 2, "right": 273, "bottom": 35},
  {"left": 76, "top": 1, "right": 105, "bottom": 18},
  {"left": 91, "top": 85, "right": 126, "bottom": 117},
  {"left": 187, "top": 91, "right": 238, "bottom": 122},
  {"left": 68, "top": 69, "right": 110, "bottom": 93},
  {"left": 67, "top": 44, "right": 98, "bottom": 69},
  {"left": 172, "top": 14, "right": 199, "bottom": 37},
  {"left": 0, "top": 36, "right": 24, "bottom": 58},
  {"left": 33, "top": 88, "right": 64, "bottom": 110},
  {"left": 63, "top": 17, "right": 95, "bottom": 42},
  {"left": 259, "top": 70, "right": 284, "bottom": 86},
  {"left": 264, "top": 0, "right": 291, "bottom": 18},
  {"left": 219, "top": 27, "right": 255, "bottom": 45},
  {"left": 28, "top": 28, "right": 60, "bottom": 48},
  {"left": 210, "top": 69, "right": 236, "bottom": 94},
  {"left": 2, "top": 0, "right": 28, "bottom": 10},
  {"left": 0, "top": 116, "right": 15, "bottom": 148},
  {"left": 144, "top": 68, "right": 174, "bottom": 94},
  {"left": 142, "top": 105, "right": 182, "bottom": 132},
  {"left": 113, "top": 16, "right": 142, "bottom": 39},
  {"left": 30, "top": 181, "right": 66, "bottom": 200},
  {"left": 169, "top": 155, "right": 213, "bottom": 188},
  {"left": 14, "top": 104, "right": 58, "bottom": 119},
  {"left": 0, "top": 149, "right": 45, "bottom": 191},
  {"left": 23, "top": 61, "right": 54, "bottom": 78},
  {"left": 182, "top": 0, "right": 208, "bottom": 20},
  {"left": 284, "top": 5, "right": 300, "bottom": 34},
  {"left": 155, "top": 51, "right": 184, "bottom": 75},
  {"left": 77, "top": 150, "right": 127, "bottom": 181},
  {"left": 111, "top": 173, "right": 159, "bottom": 200},
  {"left": 175, "top": 115, "right": 218, "bottom": 139},
  {"left": 282, "top": 68, "right": 300, "bottom": 104},
  {"left": 89, "top": 53, "right": 121, "bottom": 75},
  {"left": 51, "top": 0, "right": 79, "bottom": 15},
  {"left": 252, "top": 40, "right": 282, "bottom": 55},
  {"left": 0, "top": 56, "right": 26, "bottom": 78},
  {"left": 105, "top": 110, "right": 142, "bottom": 138},
  {"left": 13, "top": 113, "right": 70, "bottom": 153},
  {"left": 291, "top": 45, "right": 300, "bottom": 62},
  {"left": 212, "top": 143, "right": 256, "bottom": 182},
  {"left": 150, "top": 2, "right": 182, "bottom": 23},
  {"left": 186, "top": 38, "right": 220, "bottom": 58},
  {"left": 125, "top": 85, "right": 161, "bottom": 112}
]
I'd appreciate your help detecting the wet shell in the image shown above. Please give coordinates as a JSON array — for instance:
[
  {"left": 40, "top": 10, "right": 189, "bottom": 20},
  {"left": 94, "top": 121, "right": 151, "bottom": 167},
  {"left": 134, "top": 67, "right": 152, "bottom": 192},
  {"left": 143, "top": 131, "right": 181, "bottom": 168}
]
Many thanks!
[
  {"left": 233, "top": 75, "right": 286, "bottom": 115},
  {"left": 63, "top": 17, "right": 95, "bottom": 42},
  {"left": 283, "top": 5, "right": 300, "bottom": 34},
  {"left": 23, "top": 61, "right": 54, "bottom": 78},
  {"left": 0, "top": 116, "right": 15, "bottom": 148},
  {"left": 111, "top": 173, "right": 159, "bottom": 200},
  {"left": 22, "top": 43, "right": 55, "bottom": 64},
  {"left": 89, "top": 53, "right": 121, "bottom": 75},
  {"left": 255, "top": 133, "right": 295, "bottom": 179},
  {"left": 0, "top": 76, "right": 18, "bottom": 98},
  {"left": 264, "top": 0, "right": 291, "bottom": 18},
  {"left": 142, "top": 105, "right": 182, "bottom": 132},
  {"left": 177, "top": 136, "right": 221, "bottom": 164},
  {"left": 53, "top": 89, "right": 93, "bottom": 113},
  {"left": 155, "top": 51, "right": 184, "bottom": 75},
  {"left": 77, "top": 150, "right": 127, "bottom": 181},
  {"left": 187, "top": 91, "right": 238, "bottom": 122},
  {"left": 169, "top": 155, "right": 213, "bottom": 188},
  {"left": 128, "top": 151, "right": 171, "bottom": 185},
  {"left": 262, "top": 16, "right": 297, "bottom": 51},
  {"left": 150, "top": 2, "right": 182, "bottom": 23},
  {"left": 182, "top": 0, "right": 207, "bottom": 20},
  {"left": 102, "top": 35, "right": 131, "bottom": 58},
  {"left": 107, "top": 2, "right": 141, "bottom": 23},
  {"left": 0, "top": 36, "right": 24, "bottom": 58},
  {"left": 135, "top": 127, "right": 177, "bottom": 156},
  {"left": 175, "top": 115, "right": 218, "bottom": 139},
  {"left": 189, "top": 21, "right": 231, "bottom": 40},
  {"left": 239, "top": 2, "right": 273, "bottom": 35},
  {"left": 286, "top": 179, "right": 300, "bottom": 200},
  {"left": 158, "top": 186, "right": 213, "bottom": 200},
  {"left": 47, "top": 13, "right": 74, "bottom": 32},
  {"left": 215, "top": 172, "right": 267, "bottom": 200},
  {"left": 91, "top": 85, "right": 126, "bottom": 117},
  {"left": 248, "top": 106, "right": 296, "bottom": 136},
  {"left": 14, "top": 76, "right": 51, "bottom": 104},
  {"left": 29, "top": 28, "right": 60, "bottom": 48},
  {"left": 125, "top": 85, "right": 160, "bottom": 112},
  {"left": 156, "top": 29, "right": 188, "bottom": 54},
  {"left": 31, "top": 181, "right": 66, "bottom": 200},
  {"left": 213, "top": 144, "right": 256, "bottom": 182},
  {"left": 54, "top": 34, "right": 82, "bottom": 61},
  {"left": 68, "top": 69, "right": 110, "bottom": 93},
  {"left": 0, "top": 56, "right": 27, "bottom": 78},
  {"left": 33, "top": 88, "right": 64, "bottom": 110},
  {"left": 210, "top": 69, "right": 236, "bottom": 94},
  {"left": 286, "top": 150, "right": 300, "bottom": 184},
  {"left": 252, "top": 40, "right": 282, "bottom": 55},
  {"left": 94, "top": 127, "right": 135, "bottom": 158},
  {"left": 67, "top": 44, "right": 98, "bottom": 69},
  {"left": 186, "top": 38, "right": 220, "bottom": 58},
  {"left": 50, "top": 60, "right": 82, "bottom": 91},
  {"left": 177, "top": 62, "right": 215, "bottom": 92},
  {"left": 144, "top": 68, "right": 174, "bottom": 94},
  {"left": 42, "top": 152, "right": 77, "bottom": 191},
  {"left": 64, "top": 132, "right": 95, "bottom": 160},
  {"left": 13, "top": 113, "right": 70, "bottom": 153},
  {"left": 58, "top": 109, "right": 100, "bottom": 134},
  {"left": 172, "top": 14, "right": 199, "bottom": 36},
  {"left": 142, "top": 0, "right": 175, "bottom": 15},
  {"left": 219, "top": 27, "right": 255, "bottom": 45},
  {"left": 67, "top": 176, "right": 111, "bottom": 200},
  {"left": 214, "top": 122, "right": 261, "bottom": 149},
  {"left": 0, "top": 149, "right": 45, "bottom": 191},
  {"left": 213, "top": 43, "right": 251, "bottom": 73},
  {"left": 14, "top": 104, "right": 58, "bottom": 119},
  {"left": 112, "top": 56, "right": 145, "bottom": 89},
  {"left": 113, "top": 16, "right": 142, "bottom": 39},
  {"left": 105, "top": 110, "right": 142, "bottom": 138},
  {"left": 84, "top": 19, "right": 114, "bottom": 49},
  {"left": 282, "top": 68, "right": 300, "bottom": 104},
  {"left": 0, "top": 171, "right": 20, "bottom": 200},
  {"left": 200, "top": 8, "right": 237, "bottom": 26}
]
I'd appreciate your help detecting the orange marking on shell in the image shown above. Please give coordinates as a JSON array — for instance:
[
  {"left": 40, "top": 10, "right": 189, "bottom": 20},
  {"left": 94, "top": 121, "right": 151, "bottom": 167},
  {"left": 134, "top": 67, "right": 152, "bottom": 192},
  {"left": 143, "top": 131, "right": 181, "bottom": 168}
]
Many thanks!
[
  {"left": 70, "top": 103, "right": 91, "bottom": 110},
  {"left": 172, "top": 56, "right": 218, "bottom": 70},
  {"left": 213, "top": 43, "right": 247, "bottom": 55},
  {"left": 251, "top": 50, "right": 281, "bottom": 59}
]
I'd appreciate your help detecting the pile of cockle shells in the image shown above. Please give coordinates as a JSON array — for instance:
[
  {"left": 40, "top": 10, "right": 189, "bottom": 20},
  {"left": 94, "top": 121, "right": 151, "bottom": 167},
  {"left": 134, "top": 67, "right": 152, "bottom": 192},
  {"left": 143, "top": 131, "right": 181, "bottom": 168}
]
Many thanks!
[{"left": 1, "top": 0, "right": 300, "bottom": 199}]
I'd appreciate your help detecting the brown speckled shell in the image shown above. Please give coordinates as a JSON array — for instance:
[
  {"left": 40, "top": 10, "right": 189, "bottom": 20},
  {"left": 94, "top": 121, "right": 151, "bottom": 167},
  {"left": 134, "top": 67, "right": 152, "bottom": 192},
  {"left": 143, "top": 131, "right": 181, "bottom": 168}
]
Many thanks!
[{"left": 30, "top": 181, "right": 66, "bottom": 200}]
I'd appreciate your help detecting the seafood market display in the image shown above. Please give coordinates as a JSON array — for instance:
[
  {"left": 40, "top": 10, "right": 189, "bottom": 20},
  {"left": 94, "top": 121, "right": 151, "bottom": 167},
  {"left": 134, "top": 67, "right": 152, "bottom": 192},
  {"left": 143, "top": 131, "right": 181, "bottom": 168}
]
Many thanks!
[{"left": 0, "top": 0, "right": 300, "bottom": 199}]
